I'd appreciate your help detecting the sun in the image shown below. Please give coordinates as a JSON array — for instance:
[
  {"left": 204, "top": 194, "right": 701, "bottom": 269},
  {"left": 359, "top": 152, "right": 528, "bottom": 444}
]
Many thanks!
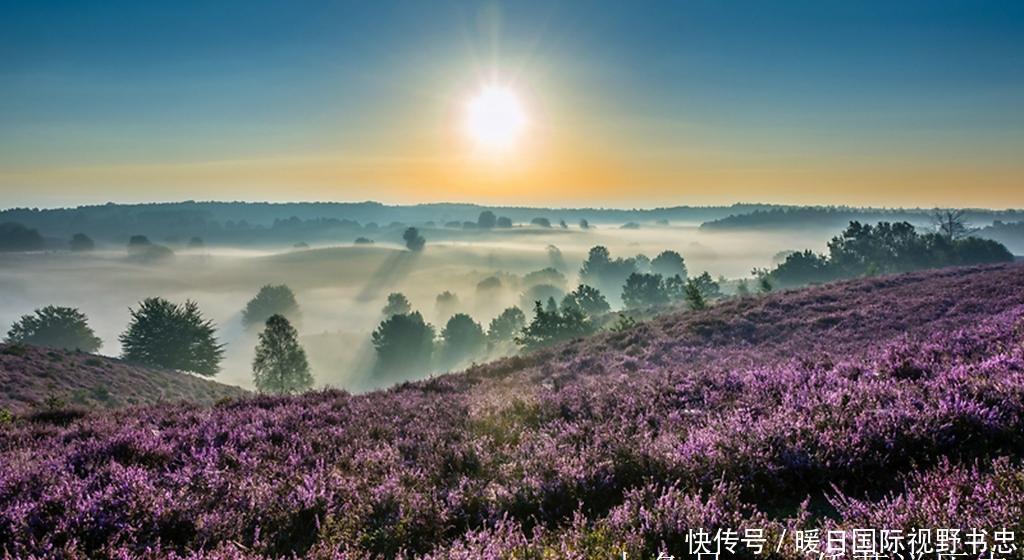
[{"left": 463, "top": 85, "right": 527, "bottom": 153}]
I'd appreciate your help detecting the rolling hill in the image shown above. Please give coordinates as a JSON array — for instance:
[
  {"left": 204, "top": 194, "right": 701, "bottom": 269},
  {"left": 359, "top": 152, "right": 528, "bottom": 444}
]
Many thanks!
[
  {"left": 2, "top": 264, "right": 1023, "bottom": 558},
  {"left": 0, "top": 343, "right": 248, "bottom": 413}
]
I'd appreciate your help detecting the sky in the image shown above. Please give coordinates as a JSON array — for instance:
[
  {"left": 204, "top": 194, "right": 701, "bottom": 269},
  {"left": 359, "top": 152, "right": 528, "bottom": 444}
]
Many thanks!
[{"left": 1, "top": 0, "right": 1023, "bottom": 209}]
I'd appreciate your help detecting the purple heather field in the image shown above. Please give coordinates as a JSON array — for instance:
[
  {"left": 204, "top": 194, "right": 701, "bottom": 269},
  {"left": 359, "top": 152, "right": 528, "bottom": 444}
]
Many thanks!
[{"left": 3, "top": 263, "right": 1024, "bottom": 558}]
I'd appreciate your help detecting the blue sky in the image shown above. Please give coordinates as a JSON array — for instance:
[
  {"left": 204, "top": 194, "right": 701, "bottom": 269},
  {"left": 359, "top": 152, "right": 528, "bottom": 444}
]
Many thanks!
[{"left": 2, "top": 0, "right": 1023, "bottom": 207}]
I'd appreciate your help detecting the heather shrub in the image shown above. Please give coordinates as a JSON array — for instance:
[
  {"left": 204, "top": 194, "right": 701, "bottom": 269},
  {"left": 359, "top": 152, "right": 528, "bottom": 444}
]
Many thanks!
[{"left": 2, "top": 264, "right": 1024, "bottom": 557}]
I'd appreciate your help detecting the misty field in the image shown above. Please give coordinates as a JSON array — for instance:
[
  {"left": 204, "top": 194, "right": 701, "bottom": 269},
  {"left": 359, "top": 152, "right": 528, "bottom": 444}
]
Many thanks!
[
  {"left": 2, "top": 264, "right": 1023, "bottom": 558},
  {"left": 0, "top": 225, "right": 812, "bottom": 390}
]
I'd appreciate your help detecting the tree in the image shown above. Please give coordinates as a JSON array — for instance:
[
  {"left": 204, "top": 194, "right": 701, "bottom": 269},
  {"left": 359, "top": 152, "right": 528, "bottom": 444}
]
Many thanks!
[
  {"left": 371, "top": 311, "right": 435, "bottom": 378},
  {"left": 634, "top": 254, "right": 651, "bottom": 272},
  {"left": 579, "top": 245, "right": 638, "bottom": 306},
  {"left": 531, "top": 217, "right": 552, "bottom": 228},
  {"left": 242, "top": 285, "right": 300, "bottom": 329},
  {"left": 683, "top": 279, "right": 707, "bottom": 311},
  {"left": 496, "top": 216, "right": 513, "bottom": 228},
  {"left": 736, "top": 279, "right": 751, "bottom": 297},
  {"left": 440, "top": 313, "right": 486, "bottom": 368},
  {"left": 126, "top": 235, "right": 174, "bottom": 261},
  {"left": 435, "top": 291, "right": 460, "bottom": 320},
  {"left": 664, "top": 274, "right": 686, "bottom": 301},
  {"left": 403, "top": 227, "right": 426, "bottom": 251},
  {"left": 933, "top": 209, "right": 969, "bottom": 242},
  {"left": 751, "top": 268, "right": 774, "bottom": 294},
  {"left": 545, "top": 296, "right": 558, "bottom": 313},
  {"left": 120, "top": 298, "right": 224, "bottom": 376},
  {"left": 252, "top": 315, "right": 313, "bottom": 395},
  {"left": 559, "top": 220, "right": 569, "bottom": 229},
  {"left": 690, "top": 272, "right": 722, "bottom": 300},
  {"left": 477, "top": 211, "right": 497, "bottom": 229},
  {"left": 382, "top": 293, "right": 412, "bottom": 317},
  {"left": 523, "top": 267, "right": 567, "bottom": 289},
  {"left": 547, "top": 245, "right": 567, "bottom": 271},
  {"left": 516, "top": 301, "right": 594, "bottom": 351},
  {"left": 0, "top": 222, "right": 45, "bottom": 252},
  {"left": 560, "top": 285, "right": 610, "bottom": 318},
  {"left": 519, "top": 283, "right": 565, "bottom": 312},
  {"left": 476, "top": 276, "right": 502, "bottom": 294},
  {"left": 651, "top": 250, "right": 687, "bottom": 279},
  {"left": 621, "top": 273, "right": 669, "bottom": 309},
  {"left": 954, "top": 237, "right": 1014, "bottom": 265},
  {"left": 5, "top": 306, "right": 102, "bottom": 352},
  {"left": 768, "top": 250, "right": 833, "bottom": 287},
  {"left": 579, "top": 219, "right": 590, "bottom": 230},
  {"left": 69, "top": 233, "right": 95, "bottom": 252},
  {"left": 487, "top": 306, "right": 526, "bottom": 345},
  {"left": 354, "top": 236, "right": 374, "bottom": 245}
]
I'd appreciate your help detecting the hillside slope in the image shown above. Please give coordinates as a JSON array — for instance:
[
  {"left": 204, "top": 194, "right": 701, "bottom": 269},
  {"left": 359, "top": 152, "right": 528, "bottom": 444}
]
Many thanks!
[
  {"left": 2, "top": 264, "right": 1024, "bottom": 558},
  {"left": 0, "top": 344, "right": 248, "bottom": 412}
]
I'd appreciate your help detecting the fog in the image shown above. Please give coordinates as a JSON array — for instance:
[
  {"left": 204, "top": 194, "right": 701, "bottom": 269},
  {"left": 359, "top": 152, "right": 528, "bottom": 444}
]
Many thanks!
[{"left": 0, "top": 224, "right": 829, "bottom": 391}]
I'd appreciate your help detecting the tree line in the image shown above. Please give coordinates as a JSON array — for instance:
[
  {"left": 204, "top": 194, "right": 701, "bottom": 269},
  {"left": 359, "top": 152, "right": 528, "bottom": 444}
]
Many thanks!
[{"left": 766, "top": 217, "right": 1014, "bottom": 288}]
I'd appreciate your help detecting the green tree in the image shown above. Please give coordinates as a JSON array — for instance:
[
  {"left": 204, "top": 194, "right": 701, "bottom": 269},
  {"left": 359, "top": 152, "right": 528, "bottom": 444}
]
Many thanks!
[
  {"left": 126, "top": 234, "right": 174, "bottom": 261},
  {"left": 547, "top": 245, "right": 567, "bottom": 271},
  {"left": 621, "top": 272, "right": 669, "bottom": 309},
  {"left": 382, "top": 292, "right": 412, "bottom": 317},
  {"left": 579, "top": 245, "right": 638, "bottom": 306},
  {"left": 690, "top": 272, "right": 722, "bottom": 300},
  {"left": 487, "top": 306, "right": 526, "bottom": 346},
  {"left": 477, "top": 210, "right": 497, "bottom": 229},
  {"left": 5, "top": 306, "right": 102, "bottom": 352},
  {"left": 560, "top": 285, "right": 610, "bottom": 318},
  {"left": 403, "top": 227, "right": 426, "bottom": 252},
  {"left": 683, "top": 279, "right": 707, "bottom": 311},
  {"left": 736, "top": 279, "right": 751, "bottom": 297},
  {"left": 523, "top": 267, "right": 567, "bottom": 289},
  {"left": 371, "top": 311, "right": 435, "bottom": 378},
  {"left": 752, "top": 268, "right": 774, "bottom": 294},
  {"left": 768, "top": 250, "right": 833, "bottom": 288},
  {"left": 440, "top": 313, "right": 486, "bottom": 369},
  {"left": 651, "top": 250, "right": 687, "bottom": 279},
  {"left": 435, "top": 291, "right": 460, "bottom": 321},
  {"left": 252, "top": 314, "right": 313, "bottom": 395},
  {"left": 519, "top": 283, "right": 565, "bottom": 312},
  {"left": 516, "top": 301, "right": 594, "bottom": 351},
  {"left": 953, "top": 237, "right": 1014, "bottom": 265},
  {"left": 120, "top": 298, "right": 224, "bottom": 376},
  {"left": 242, "top": 284, "right": 300, "bottom": 329},
  {"left": 0, "top": 222, "right": 45, "bottom": 252},
  {"left": 664, "top": 274, "right": 686, "bottom": 302},
  {"left": 69, "top": 233, "right": 95, "bottom": 252}
]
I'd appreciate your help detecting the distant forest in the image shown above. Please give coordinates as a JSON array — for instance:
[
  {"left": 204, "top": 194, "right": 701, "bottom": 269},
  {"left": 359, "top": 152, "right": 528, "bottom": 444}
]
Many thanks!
[
  {"left": 0, "top": 201, "right": 769, "bottom": 246},
  {"left": 700, "top": 206, "right": 1024, "bottom": 231},
  {"left": 2, "top": 201, "right": 1024, "bottom": 252}
]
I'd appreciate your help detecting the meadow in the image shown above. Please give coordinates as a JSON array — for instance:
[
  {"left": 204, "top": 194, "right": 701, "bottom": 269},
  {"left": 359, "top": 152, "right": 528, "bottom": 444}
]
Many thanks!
[
  {"left": 2, "top": 263, "right": 1022, "bottom": 558},
  {"left": 0, "top": 223, "right": 815, "bottom": 391}
]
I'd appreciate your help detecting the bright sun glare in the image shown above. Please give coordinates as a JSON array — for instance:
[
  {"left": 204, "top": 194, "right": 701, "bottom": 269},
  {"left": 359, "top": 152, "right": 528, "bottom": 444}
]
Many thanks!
[{"left": 464, "top": 85, "right": 527, "bottom": 153}]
